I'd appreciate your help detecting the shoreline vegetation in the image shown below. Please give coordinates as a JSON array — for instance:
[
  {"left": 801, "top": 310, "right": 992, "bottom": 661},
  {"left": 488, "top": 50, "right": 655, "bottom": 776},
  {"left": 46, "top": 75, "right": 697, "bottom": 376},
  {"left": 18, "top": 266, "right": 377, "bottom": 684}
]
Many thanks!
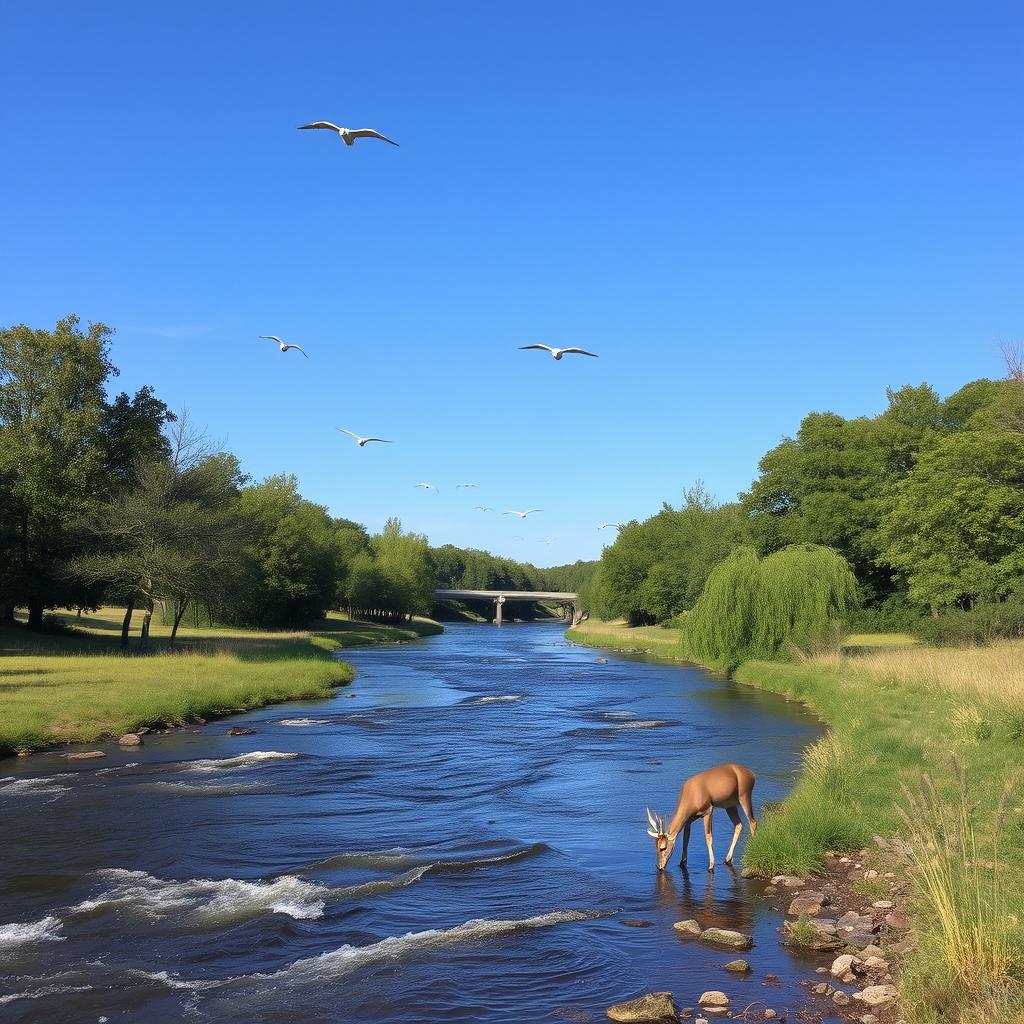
[
  {"left": 0, "top": 607, "right": 442, "bottom": 757},
  {"left": 568, "top": 618, "right": 1024, "bottom": 1024}
]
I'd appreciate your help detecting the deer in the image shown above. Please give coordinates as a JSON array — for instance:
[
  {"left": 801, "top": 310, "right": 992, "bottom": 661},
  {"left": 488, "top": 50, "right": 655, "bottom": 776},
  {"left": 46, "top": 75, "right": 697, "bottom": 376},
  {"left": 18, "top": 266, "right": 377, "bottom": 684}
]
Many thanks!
[{"left": 646, "top": 763, "right": 757, "bottom": 872}]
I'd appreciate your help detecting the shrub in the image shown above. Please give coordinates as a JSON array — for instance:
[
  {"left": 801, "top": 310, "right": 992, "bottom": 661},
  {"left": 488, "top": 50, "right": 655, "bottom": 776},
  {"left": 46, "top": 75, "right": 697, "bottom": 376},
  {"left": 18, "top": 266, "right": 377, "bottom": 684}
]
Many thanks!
[{"left": 911, "top": 598, "right": 1024, "bottom": 647}]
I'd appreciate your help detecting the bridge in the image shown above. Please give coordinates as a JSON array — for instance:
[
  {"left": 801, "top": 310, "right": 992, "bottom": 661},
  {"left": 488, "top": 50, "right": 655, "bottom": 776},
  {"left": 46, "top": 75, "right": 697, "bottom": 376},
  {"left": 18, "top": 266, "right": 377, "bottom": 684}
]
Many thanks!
[{"left": 433, "top": 589, "right": 581, "bottom": 626}]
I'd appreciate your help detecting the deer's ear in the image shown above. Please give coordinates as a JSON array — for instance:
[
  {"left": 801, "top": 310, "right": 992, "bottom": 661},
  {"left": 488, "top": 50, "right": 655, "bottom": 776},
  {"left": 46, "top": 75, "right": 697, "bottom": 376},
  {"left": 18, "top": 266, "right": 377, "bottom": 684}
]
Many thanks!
[{"left": 647, "top": 828, "right": 659, "bottom": 837}]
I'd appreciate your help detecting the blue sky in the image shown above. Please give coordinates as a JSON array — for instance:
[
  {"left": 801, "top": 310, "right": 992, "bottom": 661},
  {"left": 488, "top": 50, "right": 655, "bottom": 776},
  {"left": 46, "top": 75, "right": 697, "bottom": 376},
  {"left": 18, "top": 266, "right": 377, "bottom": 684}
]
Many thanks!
[{"left": 2, "top": 2, "right": 1021, "bottom": 565}]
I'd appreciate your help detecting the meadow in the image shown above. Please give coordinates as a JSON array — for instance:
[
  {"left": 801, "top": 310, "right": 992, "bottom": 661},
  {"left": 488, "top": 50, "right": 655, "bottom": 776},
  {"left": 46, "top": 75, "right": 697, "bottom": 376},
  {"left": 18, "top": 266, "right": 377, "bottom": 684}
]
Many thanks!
[{"left": 0, "top": 608, "right": 441, "bottom": 755}]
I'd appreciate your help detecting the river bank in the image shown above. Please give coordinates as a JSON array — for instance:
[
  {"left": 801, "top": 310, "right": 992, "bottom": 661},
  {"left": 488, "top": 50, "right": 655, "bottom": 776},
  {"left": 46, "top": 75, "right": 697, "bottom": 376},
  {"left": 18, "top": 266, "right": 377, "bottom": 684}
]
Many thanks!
[
  {"left": 568, "top": 619, "right": 1024, "bottom": 1023},
  {"left": 0, "top": 609, "right": 442, "bottom": 757}
]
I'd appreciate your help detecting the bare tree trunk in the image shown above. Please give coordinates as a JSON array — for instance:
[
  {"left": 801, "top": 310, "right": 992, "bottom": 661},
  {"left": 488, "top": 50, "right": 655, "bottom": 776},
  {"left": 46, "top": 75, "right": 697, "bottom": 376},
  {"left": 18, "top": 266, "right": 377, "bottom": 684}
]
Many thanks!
[
  {"left": 120, "top": 598, "right": 135, "bottom": 650},
  {"left": 140, "top": 597, "right": 154, "bottom": 650},
  {"left": 27, "top": 601, "right": 43, "bottom": 630},
  {"left": 170, "top": 598, "right": 189, "bottom": 644}
]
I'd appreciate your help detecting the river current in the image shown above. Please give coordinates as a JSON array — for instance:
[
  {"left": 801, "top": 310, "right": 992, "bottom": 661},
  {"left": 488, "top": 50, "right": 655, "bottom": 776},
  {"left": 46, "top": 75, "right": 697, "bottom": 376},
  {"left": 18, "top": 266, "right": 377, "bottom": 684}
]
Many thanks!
[{"left": 1, "top": 622, "right": 824, "bottom": 1023}]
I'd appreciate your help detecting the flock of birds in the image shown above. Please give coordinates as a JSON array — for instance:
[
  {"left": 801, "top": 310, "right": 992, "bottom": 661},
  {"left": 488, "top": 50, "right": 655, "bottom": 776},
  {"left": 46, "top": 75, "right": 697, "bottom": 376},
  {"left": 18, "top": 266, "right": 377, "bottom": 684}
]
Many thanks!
[{"left": 257, "top": 118, "right": 620, "bottom": 549}]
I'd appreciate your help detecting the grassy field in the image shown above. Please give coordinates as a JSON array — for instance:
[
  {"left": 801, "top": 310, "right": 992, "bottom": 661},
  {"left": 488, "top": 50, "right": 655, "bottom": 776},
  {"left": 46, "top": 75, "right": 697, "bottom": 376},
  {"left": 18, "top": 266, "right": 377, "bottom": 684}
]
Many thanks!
[
  {"left": 566, "top": 618, "right": 695, "bottom": 660},
  {"left": 568, "top": 618, "right": 1024, "bottom": 1023},
  {"left": 0, "top": 608, "right": 442, "bottom": 756}
]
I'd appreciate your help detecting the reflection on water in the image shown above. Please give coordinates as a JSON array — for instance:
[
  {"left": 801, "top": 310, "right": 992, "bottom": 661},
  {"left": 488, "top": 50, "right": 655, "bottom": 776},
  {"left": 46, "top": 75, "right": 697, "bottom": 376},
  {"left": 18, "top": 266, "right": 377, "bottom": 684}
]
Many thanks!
[{"left": 0, "top": 623, "right": 822, "bottom": 1023}]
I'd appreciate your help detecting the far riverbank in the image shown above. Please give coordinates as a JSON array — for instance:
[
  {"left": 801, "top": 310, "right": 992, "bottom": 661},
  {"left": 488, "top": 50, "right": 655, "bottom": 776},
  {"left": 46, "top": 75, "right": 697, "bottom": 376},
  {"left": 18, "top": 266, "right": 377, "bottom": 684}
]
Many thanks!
[{"left": 0, "top": 608, "right": 442, "bottom": 757}]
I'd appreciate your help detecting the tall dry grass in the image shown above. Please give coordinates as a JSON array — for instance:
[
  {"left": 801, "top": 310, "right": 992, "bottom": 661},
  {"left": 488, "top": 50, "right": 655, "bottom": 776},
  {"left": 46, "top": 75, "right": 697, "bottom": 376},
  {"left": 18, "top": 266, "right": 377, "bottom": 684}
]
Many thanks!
[
  {"left": 889, "top": 764, "right": 1022, "bottom": 1022},
  {"left": 820, "top": 640, "right": 1024, "bottom": 704}
]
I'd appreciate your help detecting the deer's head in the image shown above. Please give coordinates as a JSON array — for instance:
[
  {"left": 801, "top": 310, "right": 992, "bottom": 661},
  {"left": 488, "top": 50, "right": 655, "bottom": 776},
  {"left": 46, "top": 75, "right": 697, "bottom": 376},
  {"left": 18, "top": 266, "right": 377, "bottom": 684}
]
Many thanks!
[{"left": 646, "top": 807, "right": 676, "bottom": 871}]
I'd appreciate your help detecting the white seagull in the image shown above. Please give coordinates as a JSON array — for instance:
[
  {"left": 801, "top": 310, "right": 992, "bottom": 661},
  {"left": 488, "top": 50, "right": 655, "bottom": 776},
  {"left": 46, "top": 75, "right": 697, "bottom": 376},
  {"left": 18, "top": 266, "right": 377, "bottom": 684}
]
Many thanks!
[
  {"left": 456, "top": 483, "right": 478, "bottom": 489},
  {"left": 416, "top": 482, "right": 439, "bottom": 492},
  {"left": 260, "top": 335, "right": 308, "bottom": 358},
  {"left": 519, "top": 344, "right": 598, "bottom": 361},
  {"left": 337, "top": 428, "right": 392, "bottom": 447},
  {"left": 298, "top": 121, "right": 399, "bottom": 147},
  {"left": 598, "top": 523, "right": 624, "bottom": 531},
  {"left": 474, "top": 506, "right": 493, "bottom": 512},
  {"left": 504, "top": 509, "right": 543, "bottom": 519}
]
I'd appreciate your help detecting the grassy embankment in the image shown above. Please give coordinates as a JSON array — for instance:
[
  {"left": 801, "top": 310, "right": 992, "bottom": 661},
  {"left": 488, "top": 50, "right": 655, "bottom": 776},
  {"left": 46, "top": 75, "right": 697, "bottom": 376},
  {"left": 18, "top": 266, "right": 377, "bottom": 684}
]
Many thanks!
[
  {"left": 0, "top": 607, "right": 442, "bottom": 756},
  {"left": 569, "top": 618, "right": 1024, "bottom": 1022}
]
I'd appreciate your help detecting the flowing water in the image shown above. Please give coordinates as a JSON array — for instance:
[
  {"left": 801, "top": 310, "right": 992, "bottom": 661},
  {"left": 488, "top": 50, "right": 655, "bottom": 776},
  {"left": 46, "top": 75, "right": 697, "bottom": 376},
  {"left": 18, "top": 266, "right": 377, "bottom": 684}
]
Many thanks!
[{"left": 0, "top": 623, "right": 828, "bottom": 1023}]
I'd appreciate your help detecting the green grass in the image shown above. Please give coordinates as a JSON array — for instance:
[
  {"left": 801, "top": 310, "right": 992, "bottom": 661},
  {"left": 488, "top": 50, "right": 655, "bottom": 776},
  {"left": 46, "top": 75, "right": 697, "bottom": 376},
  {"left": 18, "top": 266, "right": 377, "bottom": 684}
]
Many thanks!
[
  {"left": 0, "top": 608, "right": 442, "bottom": 756},
  {"left": 567, "top": 618, "right": 695, "bottom": 661}
]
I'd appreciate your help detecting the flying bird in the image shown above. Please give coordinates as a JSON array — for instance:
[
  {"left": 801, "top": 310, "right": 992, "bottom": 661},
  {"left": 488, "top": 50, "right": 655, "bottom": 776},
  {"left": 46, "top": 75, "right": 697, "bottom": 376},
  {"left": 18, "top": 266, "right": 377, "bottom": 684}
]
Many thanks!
[
  {"left": 598, "top": 523, "right": 624, "bottom": 531},
  {"left": 504, "top": 509, "right": 543, "bottom": 519},
  {"left": 456, "top": 483, "right": 478, "bottom": 489},
  {"left": 298, "top": 121, "right": 399, "bottom": 147},
  {"left": 416, "top": 482, "right": 439, "bottom": 492},
  {"left": 337, "top": 428, "right": 392, "bottom": 447},
  {"left": 260, "top": 335, "right": 308, "bottom": 358},
  {"left": 474, "top": 506, "right": 493, "bottom": 512},
  {"left": 519, "top": 344, "right": 598, "bottom": 361}
]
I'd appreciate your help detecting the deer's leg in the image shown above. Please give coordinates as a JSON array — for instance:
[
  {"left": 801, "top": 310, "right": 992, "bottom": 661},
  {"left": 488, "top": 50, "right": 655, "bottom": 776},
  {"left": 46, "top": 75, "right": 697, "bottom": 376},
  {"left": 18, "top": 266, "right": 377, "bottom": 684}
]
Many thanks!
[
  {"left": 739, "top": 790, "right": 757, "bottom": 833},
  {"left": 679, "top": 820, "right": 692, "bottom": 868},
  {"left": 724, "top": 805, "right": 743, "bottom": 864},
  {"left": 703, "top": 810, "right": 715, "bottom": 872}
]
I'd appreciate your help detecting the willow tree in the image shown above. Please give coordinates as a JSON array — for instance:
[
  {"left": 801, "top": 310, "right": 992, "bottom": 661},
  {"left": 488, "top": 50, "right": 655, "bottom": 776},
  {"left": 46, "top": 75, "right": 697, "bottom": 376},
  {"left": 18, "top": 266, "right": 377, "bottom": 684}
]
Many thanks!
[{"left": 685, "top": 544, "right": 859, "bottom": 669}]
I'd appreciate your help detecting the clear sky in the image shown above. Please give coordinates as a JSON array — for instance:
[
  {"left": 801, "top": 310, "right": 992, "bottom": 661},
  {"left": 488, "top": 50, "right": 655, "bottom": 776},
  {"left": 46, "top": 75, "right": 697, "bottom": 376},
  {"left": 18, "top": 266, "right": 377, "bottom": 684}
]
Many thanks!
[{"left": 2, "top": 2, "right": 1021, "bottom": 565}]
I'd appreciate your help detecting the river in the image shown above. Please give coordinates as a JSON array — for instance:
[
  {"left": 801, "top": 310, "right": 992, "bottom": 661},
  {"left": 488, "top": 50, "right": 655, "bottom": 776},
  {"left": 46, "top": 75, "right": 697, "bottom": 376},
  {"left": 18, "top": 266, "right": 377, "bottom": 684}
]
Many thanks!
[{"left": 0, "top": 622, "right": 825, "bottom": 1023}]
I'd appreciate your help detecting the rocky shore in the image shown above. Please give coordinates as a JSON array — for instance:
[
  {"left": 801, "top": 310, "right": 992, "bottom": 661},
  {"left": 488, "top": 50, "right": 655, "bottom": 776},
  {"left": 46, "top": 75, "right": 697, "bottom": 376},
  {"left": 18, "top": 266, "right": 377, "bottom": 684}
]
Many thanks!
[{"left": 596, "top": 846, "right": 912, "bottom": 1024}]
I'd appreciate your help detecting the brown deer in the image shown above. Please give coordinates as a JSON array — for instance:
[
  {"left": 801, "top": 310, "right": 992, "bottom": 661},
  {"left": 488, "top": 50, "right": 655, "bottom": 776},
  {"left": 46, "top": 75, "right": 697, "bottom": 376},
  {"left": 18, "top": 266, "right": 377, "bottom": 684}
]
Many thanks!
[{"left": 646, "top": 763, "right": 757, "bottom": 871}]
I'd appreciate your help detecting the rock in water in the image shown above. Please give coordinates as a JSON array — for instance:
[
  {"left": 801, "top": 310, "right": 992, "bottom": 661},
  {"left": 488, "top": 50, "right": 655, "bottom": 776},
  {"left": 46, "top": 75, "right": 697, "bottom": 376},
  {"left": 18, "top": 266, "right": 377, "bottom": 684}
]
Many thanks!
[
  {"left": 64, "top": 750, "right": 105, "bottom": 760},
  {"left": 118, "top": 733, "right": 143, "bottom": 746},
  {"left": 620, "top": 919, "right": 653, "bottom": 928},
  {"left": 673, "top": 919, "right": 702, "bottom": 935},
  {"left": 698, "top": 991, "right": 730, "bottom": 1008},
  {"left": 606, "top": 992, "right": 677, "bottom": 1022},
  {"left": 226, "top": 727, "right": 257, "bottom": 736},
  {"left": 699, "top": 927, "right": 753, "bottom": 950},
  {"left": 724, "top": 959, "right": 751, "bottom": 972}
]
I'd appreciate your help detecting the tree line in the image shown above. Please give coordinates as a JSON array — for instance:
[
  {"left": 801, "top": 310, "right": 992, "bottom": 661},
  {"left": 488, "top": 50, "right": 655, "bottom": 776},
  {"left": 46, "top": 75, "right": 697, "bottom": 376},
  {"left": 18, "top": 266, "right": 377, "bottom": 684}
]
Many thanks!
[
  {"left": 0, "top": 316, "right": 556, "bottom": 644},
  {"left": 588, "top": 362, "right": 1024, "bottom": 644}
]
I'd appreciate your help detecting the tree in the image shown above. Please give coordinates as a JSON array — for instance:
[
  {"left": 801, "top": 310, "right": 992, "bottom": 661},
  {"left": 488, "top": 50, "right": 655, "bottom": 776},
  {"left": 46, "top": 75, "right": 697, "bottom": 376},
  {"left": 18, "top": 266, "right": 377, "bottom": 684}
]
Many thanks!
[
  {"left": 0, "top": 315, "right": 117, "bottom": 626},
  {"left": 230, "top": 475, "right": 343, "bottom": 627},
  {"left": 879, "top": 431, "right": 1024, "bottom": 613},
  {"left": 73, "top": 451, "right": 245, "bottom": 647},
  {"left": 742, "top": 386, "right": 948, "bottom": 602},
  {"left": 371, "top": 518, "right": 434, "bottom": 620},
  {"left": 587, "top": 485, "right": 750, "bottom": 623},
  {"left": 685, "top": 544, "right": 859, "bottom": 669},
  {"left": 100, "top": 386, "right": 175, "bottom": 485}
]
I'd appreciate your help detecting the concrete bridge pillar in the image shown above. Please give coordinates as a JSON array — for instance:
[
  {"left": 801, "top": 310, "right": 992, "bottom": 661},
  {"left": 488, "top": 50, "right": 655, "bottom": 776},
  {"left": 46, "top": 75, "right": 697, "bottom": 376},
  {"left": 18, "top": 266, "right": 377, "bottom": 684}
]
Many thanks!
[{"left": 494, "top": 594, "right": 506, "bottom": 626}]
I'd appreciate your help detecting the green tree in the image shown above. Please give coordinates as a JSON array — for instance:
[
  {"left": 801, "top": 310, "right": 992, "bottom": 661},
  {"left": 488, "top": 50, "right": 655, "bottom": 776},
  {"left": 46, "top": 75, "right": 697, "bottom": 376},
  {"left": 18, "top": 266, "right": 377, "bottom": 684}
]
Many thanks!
[
  {"left": 879, "top": 431, "right": 1024, "bottom": 612},
  {"left": 231, "top": 475, "right": 343, "bottom": 627},
  {"left": 372, "top": 518, "right": 434, "bottom": 619},
  {"left": 73, "top": 451, "right": 245, "bottom": 647},
  {"left": 0, "top": 315, "right": 117, "bottom": 626},
  {"left": 685, "top": 544, "right": 859, "bottom": 669}
]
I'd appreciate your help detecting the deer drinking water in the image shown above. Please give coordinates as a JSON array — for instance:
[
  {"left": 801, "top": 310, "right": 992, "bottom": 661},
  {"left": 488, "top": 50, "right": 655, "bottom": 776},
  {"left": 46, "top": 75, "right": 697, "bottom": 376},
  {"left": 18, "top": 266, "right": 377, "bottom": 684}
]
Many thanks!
[{"left": 646, "top": 763, "right": 757, "bottom": 871}]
